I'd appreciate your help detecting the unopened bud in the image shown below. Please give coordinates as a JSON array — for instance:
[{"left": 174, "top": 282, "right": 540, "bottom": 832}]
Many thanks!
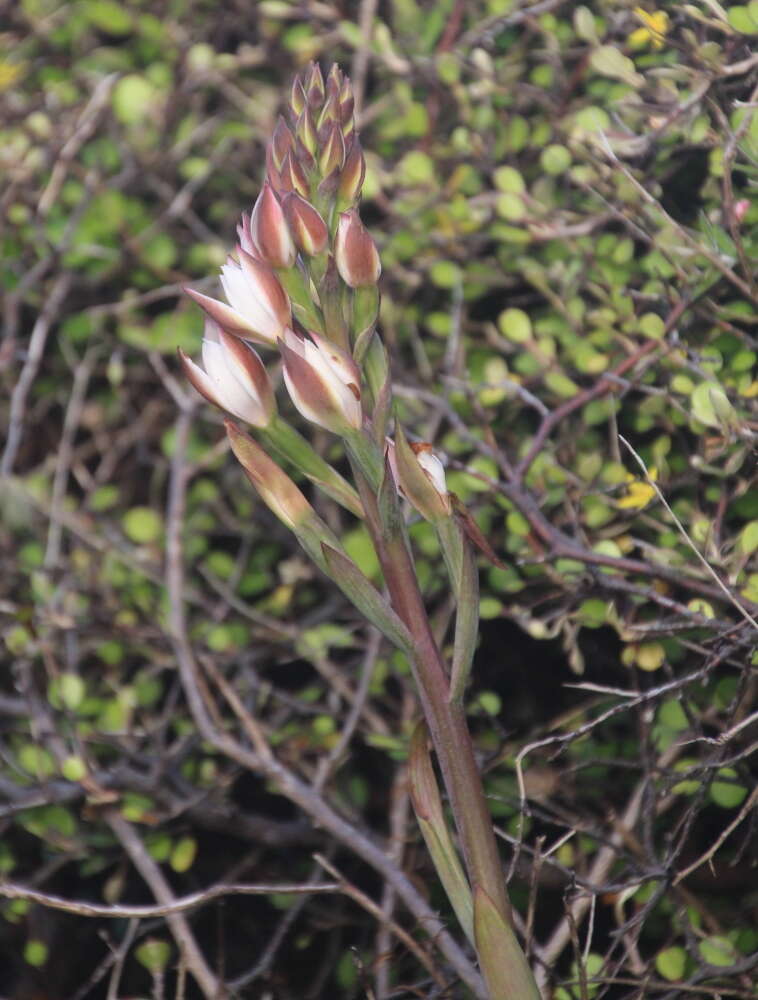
[
  {"left": 319, "top": 122, "right": 345, "bottom": 176},
  {"left": 338, "top": 136, "right": 365, "bottom": 205},
  {"left": 335, "top": 209, "right": 381, "bottom": 288},
  {"left": 296, "top": 106, "right": 318, "bottom": 157},
  {"left": 271, "top": 115, "right": 294, "bottom": 170},
  {"left": 280, "top": 328, "right": 362, "bottom": 434},
  {"left": 734, "top": 199, "right": 750, "bottom": 224},
  {"left": 282, "top": 192, "right": 328, "bottom": 256},
  {"left": 179, "top": 321, "right": 275, "bottom": 428},
  {"left": 304, "top": 62, "right": 325, "bottom": 107},
  {"left": 290, "top": 77, "right": 306, "bottom": 118},
  {"left": 326, "top": 63, "right": 343, "bottom": 101},
  {"left": 392, "top": 428, "right": 451, "bottom": 520},
  {"left": 280, "top": 151, "right": 310, "bottom": 198},
  {"left": 250, "top": 182, "right": 296, "bottom": 269},
  {"left": 226, "top": 421, "right": 312, "bottom": 532},
  {"left": 340, "top": 94, "right": 355, "bottom": 135},
  {"left": 317, "top": 93, "right": 339, "bottom": 133}
]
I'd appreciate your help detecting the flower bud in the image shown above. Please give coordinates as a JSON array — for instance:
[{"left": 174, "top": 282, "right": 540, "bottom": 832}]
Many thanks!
[
  {"left": 179, "top": 320, "right": 275, "bottom": 428},
  {"left": 319, "top": 122, "right": 345, "bottom": 176},
  {"left": 334, "top": 210, "right": 381, "bottom": 288},
  {"left": 338, "top": 136, "right": 365, "bottom": 205},
  {"left": 282, "top": 192, "right": 328, "bottom": 256},
  {"left": 226, "top": 421, "right": 312, "bottom": 532},
  {"left": 290, "top": 77, "right": 306, "bottom": 118},
  {"left": 391, "top": 428, "right": 451, "bottom": 520},
  {"left": 280, "top": 328, "right": 362, "bottom": 434},
  {"left": 250, "top": 182, "right": 296, "bottom": 269},
  {"left": 270, "top": 115, "right": 294, "bottom": 170},
  {"left": 304, "top": 62, "right": 324, "bottom": 107},
  {"left": 317, "top": 92, "right": 339, "bottom": 133},
  {"left": 326, "top": 63, "right": 343, "bottom": 101},
  {"left": 280, "top": 150, "right": 310, "bottom": 198},
  {"left": 295, "top": 106, "right": 318, "bottom": 157}
]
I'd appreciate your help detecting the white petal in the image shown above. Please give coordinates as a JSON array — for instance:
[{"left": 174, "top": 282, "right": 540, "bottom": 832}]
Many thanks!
[
  {"left": 282, "top": 365, "right": 329, "bottom": 430},
  {"left": 201, "top": 340, "right": 266, "bottom": 425},
  {"left": 221, "top": 265, "right": 280, "bottom": 340},
  {"left": 417, "top": 451, "right": 447, "bottom": 495}
]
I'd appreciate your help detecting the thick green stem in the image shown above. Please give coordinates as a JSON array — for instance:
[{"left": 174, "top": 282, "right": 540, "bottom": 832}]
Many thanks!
[{"left": 351, "top": 466, "right": 512, "bottom": 926}]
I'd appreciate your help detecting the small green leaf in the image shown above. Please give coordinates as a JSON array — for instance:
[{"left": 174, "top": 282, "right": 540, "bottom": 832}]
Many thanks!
[
  {"left": 690, "top": 382, "right": 736, "bottom": 430},
  {"left": 61, "top": 755, "right": 87, "bottom": 782},
  {"left": 589, "top": 45, "right": 643, "bottom": 85},
  {"left": 540, "top": 144, "right": 571, "bottom": 175},
  {"left": 170, "top": 835, "right": 197, "bottom": 873},
  {"left": 655, "top": 946, "right": 686, "bottom": 981},
  {"left": 136, "top": 938, "right": 172, "bottom": 973},
  {"left": 738, "top": 520, "right": 758, "bottom": 556},
  {"left": 698, "top": 934, "right": 738, "bottom": 967},
  {"left": 122, "top": 506, "right": 163, "bottom": 544},
  {"left": 112, "top": 74, "right": 157, "bottom": 125},
  {"left": 498, "top": 308, "right": 532, "bottom": 343},
  {"left": 24, "top": 939, "right": 48, "bottom": 967},
  {"left": 710, "top": 767, "right": 748, "bottom": 808},
  {"left": 727, "top": 5, "right": 758, "bottom": 33}
]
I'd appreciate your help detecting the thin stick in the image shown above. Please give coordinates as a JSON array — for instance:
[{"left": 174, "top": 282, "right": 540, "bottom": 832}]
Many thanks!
[{"left": 619, "top": 435, "right": 758, "bottom": 631}]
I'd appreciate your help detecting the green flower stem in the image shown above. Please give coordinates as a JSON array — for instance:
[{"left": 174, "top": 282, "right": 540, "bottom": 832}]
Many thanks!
[
  {"left": 262, "top": 415, "right": 363, "bottom": 518},
  {"left": 349, "top": 464, "right": 540, "bottom": 999},
  {"left": 343, "top": 427, "right": 384, "bottom": 493}
]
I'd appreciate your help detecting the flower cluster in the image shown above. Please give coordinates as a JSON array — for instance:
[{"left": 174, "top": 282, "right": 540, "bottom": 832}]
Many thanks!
[{"left": 181, "top": 62, "right": 447, "bottom": 524}]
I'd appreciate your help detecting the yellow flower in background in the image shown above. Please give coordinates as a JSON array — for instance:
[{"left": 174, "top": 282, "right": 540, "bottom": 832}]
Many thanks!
[
  {"left": 629, "top": 7, "right": 670, "bottom": 49},
  {"left": 617, "top": 467, "right": 658, "bottom": 510},
  {"left": 0, "top": 61, "right": 25, "bottom": 92}
]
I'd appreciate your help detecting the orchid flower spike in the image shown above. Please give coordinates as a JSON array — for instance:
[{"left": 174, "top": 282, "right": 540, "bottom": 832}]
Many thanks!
[
  {"left": 279, "top": 328, "right": 362, "bottom": 435},
  {"left": 179, "top": 319, "right": 275, "bottom": 428}
]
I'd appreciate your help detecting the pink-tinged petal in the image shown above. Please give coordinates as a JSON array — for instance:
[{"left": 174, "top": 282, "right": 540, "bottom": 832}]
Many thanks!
[
  {"left": 282, "top": 192, "right": 328, "bottom": 256},
  {"left": 199, "top": 337, "right": 271, "bottom": 427},
  {"left": 219, "top": 263, "right": 281, "bottom": 344},
  {"left": 178, "top": 349, "right": 224, "bottom": 410},
  {"left": 308, "top": 329, "right": 360, "bottom": 388},
  {"left": 304, "top": 62, "right": 324, "bottom": 107},
  {"left": 271, "top": 115, "right": 294, "bottom": 170},
  {"left": 217, "top": 328, "right": 275, "bottom": 421},
  {"left": 237, "top": 214, "right": 258, "bottom": 257},
  {"left": 280, "top": 336, "right": 343, "bottom": 432},
  {"left": 184, "top": 286, "right": 274, "bottom": 346},
  {"left": 250, "top": 182, "right": 296, "bottom": 269},
  {"left": 334, "top": 210, "right": 381, "bottom": 288},
  {"left": 237, "top": 250, "right": 291, "bottom": 328},
  {"left": 280, "top": 151, "right": 310, "bottom": 198}
]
